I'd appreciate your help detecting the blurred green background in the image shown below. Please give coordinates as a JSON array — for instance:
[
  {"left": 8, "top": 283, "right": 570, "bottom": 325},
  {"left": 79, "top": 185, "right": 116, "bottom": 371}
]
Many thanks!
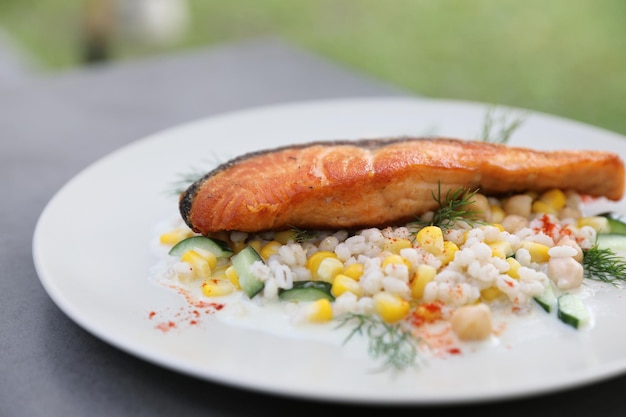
[{"left": 2, "top": 0, "right": 625, "bottom": 136}]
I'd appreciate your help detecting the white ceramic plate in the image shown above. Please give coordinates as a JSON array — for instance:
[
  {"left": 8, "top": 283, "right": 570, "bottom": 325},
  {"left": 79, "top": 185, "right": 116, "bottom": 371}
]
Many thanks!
[{"left": 33, "top": 97, "right": 626, "bottom": 405}]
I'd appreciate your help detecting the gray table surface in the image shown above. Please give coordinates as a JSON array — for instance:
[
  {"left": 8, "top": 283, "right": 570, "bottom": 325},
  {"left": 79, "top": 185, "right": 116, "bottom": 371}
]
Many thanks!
[{"left": 2, "top": 37, "right": 626, "bottom": 417}]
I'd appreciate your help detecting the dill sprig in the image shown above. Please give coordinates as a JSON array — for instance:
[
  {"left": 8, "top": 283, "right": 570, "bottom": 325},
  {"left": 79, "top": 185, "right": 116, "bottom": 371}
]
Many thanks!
[
  {"left": 168, "top": 167, "right": 206, "bottom": 195},
  {"left": 412, "top": 182, "right": 484, "bottom": 231},
  {"left": 480, "top": 106, "right": 528, "bottom": 144},
  {"left": 289, "top": 226, "right": 318, "bottom": 243},
  {"left": 336, "top": 313, "right": 423, "bottom": 373},
  {"left": 167, "top": 154, "right": 227, "bottom": 196},
  {"left": 583, "top": 244, "right": 626, "bottom": 285}
]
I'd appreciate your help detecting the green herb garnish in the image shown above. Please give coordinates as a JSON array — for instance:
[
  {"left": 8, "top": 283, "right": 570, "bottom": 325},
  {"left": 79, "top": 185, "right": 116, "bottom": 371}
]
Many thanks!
[
  {"left": 168, "top": 167, "right": 205, "bottom": 196},
  {"left": 411, "top": 182, "right": 484, "bottom": 231},
  {"left": 583, "top": 244, "right": 626, "bottom": 285},
  {"left": 336, "top": 313, "right": 423, "bottom": 373},
  {"left": 480, "top": 106, "right": 528, "bottom": 144},
  {"left": 167, "top": 155, "right": 226, "bottom": 195},
  {"left": 289, "top": 226, "right": 318, "bottom": 243}
]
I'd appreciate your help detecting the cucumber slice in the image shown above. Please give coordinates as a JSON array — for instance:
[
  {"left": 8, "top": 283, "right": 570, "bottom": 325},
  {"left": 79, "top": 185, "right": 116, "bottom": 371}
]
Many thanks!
[
  {"left": 169, "top": 236, "right": 233, "bottom": 257},
  {"left": 598, "top": 212, "right": 626, "bottom": 235},
  {"left": 534, "top": 280, "right": 557, "bottom": 313},
  {"left": 231, "top": 246, "right": 265, "bottom": 298},
  {"left": 278, "top": 281, "right": 335, "bottom": 302},
  {"left": 557, "top": 293, "right": 590, "bottom": 329},
  {"left": 596, "top": 234, "right": 626, "bottom": 256}
]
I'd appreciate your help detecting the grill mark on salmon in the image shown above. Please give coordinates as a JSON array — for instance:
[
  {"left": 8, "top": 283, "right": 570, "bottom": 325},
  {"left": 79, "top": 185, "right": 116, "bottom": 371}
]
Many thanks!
[{"left": 179, "top": 137, "right": 625, "bottom": 234}]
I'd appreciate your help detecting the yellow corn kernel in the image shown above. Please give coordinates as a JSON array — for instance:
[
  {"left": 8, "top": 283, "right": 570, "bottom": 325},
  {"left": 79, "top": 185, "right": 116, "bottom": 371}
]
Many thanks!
[
  {"left": 490, "top": 205, "right": 505, "bottom": 223},
  {"left": 210, "top": 265, "right": 228, "bottom": 280},
  {"left": 489, "top": 241, "right": 513, "bottom": 258},
  {"left": 416, "top": 226, "right": 444, "bottom": 255},
  {"left": 540, "top": 188, "right": 567, "bottom": 210},
  {"left": 439, "top": 241, "right": 459, "bottom": 266},
  {"left": 224, "top": 265, "right": 240, "bottom": 289},
  {"left": 577, "top": 216, "right": 610, "bottom": 233},
  {"left": 531, "top": 200, "right": 557, "bottom": 215},
  {"left": 201, "top": 279, "right": 235, "bottom": 297},
  {"left": 373, "top": 292, "right": 411, "bottom": 323},
  {"left": 180, "top": 250, "right": 211, "bottom": 278},
  {"left": 383, "top": 237, "right": 413, "bottom": 254},
  {"left": 307, "top": 299, "right": 333, "bottom": 323},
  {"left": 274, "top": 230, "right": 294, "bottom": 245},
  {"left": 343, "top": 263, "right": 364, "bottom": 280},
  {"left": 382, "top": 254, "right": 410, "bottom": 270},
  {"left": 506, "top": 257, "right": 521, "bottom": 279},
  {"left": 490, "top": 223, "right": 505, "bottom": 232},
  {"left": 231, "top": 241, "right": 247, "bottom": 254},
  {"left": 260, "top": 240, "right": 282, "bottom": 259},
  {"left": 317, "top": 257, "right": 344, "bottom": 282},
  {"left": 306, "top": 251, "right": 338, "bottom": 280},
  {"left": 520, "top": 241, "right": 551, "bottom": 263},
  {"left": 159, "top": 228, "right": 194, "bottom": 245},
  {"left": 248, "top": 240, "right": 263, "bottom": 254},
  {"left": 331, "top": 274, "right": 363, "bottom": 297},
  {"left": 410, "top": 264, "right": 437, "bottom": 299},
  {"left": 480, "top": 286, "right": 502, "bottom": 301},
  {"left": 193, "top": 247, "right": 218, "bottom": 270}
]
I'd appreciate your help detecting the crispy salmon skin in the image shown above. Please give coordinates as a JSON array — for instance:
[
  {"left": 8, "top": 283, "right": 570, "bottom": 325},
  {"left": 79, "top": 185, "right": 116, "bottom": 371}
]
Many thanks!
[{"left": 179, "top": 137, "right": 625, "bottom": 234}]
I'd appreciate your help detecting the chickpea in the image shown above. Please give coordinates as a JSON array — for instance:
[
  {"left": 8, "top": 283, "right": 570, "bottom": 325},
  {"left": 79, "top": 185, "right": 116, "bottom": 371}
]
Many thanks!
[
  {"left": 547, "top": 257, "right": 583, "bottom": 289},
  {"left": 558, "top": 206, "right": 582, "bottom": 220},
  {"left": 503, "top": 194, "right": 533, "bottom": 218},
  {"left": 556, "top": 236, "right": 584, "bottom": 263},
  {"left": 565, "top": 190, "right": 583, "bottom": 209},
  {"left": 501, "top": 214, "right": 529, "bottom": 233},
  {"left": 451, "top": 303, "right": 493, "bottom": 341},
  {"left": 467, "top": 193, "right": 491, "bottom": 221}
]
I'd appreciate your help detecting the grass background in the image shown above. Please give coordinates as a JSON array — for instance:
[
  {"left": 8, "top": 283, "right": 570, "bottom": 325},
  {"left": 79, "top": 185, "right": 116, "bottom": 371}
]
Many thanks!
[{"left": 2, "top": 0, "right": 625, "bottom": 137}]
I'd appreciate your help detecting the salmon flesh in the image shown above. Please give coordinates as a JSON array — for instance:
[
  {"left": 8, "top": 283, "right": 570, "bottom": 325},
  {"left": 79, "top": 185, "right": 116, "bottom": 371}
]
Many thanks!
[{"left": 179, "top": 137, "right": 625, "bottom": 234}]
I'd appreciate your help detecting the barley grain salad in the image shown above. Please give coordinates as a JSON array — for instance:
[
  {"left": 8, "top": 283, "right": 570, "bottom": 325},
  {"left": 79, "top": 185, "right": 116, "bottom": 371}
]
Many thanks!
[{"left": 151, "top": 135, "right": 626, "bottom": 372}]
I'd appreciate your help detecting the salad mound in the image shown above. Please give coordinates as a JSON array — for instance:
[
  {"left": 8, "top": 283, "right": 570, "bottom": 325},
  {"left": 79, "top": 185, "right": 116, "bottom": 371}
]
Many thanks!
[{"left": 154, "top": 185, "right": 626, "bottom": 370}]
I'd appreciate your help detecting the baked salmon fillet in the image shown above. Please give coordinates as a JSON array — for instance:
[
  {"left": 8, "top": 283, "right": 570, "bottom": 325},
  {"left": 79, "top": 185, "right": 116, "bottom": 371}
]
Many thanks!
[{"left": 179, "top": 137, "right": 625, "bottom": 234}]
